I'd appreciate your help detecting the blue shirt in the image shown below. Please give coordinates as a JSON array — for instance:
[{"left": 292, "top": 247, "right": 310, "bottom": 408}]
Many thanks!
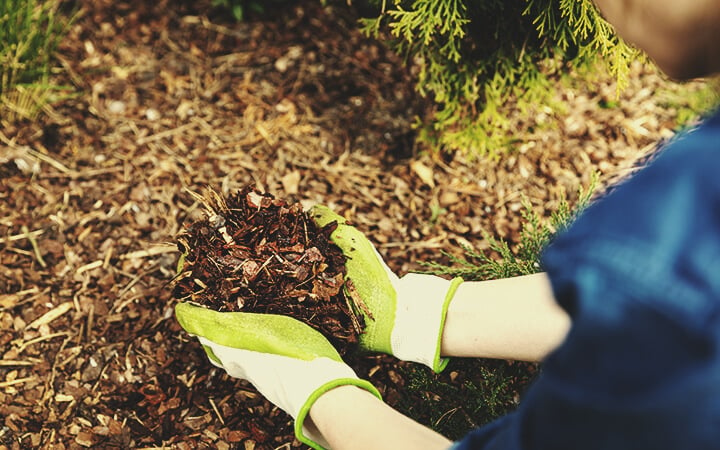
[{"left": 454, "top": 109, "right": 720, "bottom": 449}]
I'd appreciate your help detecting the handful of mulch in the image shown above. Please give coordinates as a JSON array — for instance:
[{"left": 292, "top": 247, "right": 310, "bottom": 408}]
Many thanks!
[{"left": 172, "top": 186, "right": 363, "bottom": 356}]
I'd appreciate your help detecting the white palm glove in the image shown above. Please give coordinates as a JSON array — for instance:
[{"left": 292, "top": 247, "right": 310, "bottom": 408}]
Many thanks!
[
  {"left": 175, "top": 303, "right": 381, "bottom": 449},
  {"left": 310, "top": 206, "right": 463, "bottom": 373}
]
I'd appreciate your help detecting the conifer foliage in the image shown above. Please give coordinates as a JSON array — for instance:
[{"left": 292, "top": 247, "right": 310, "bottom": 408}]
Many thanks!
[
  {"left": 421, "top": 174, "right": 597, "bottom": 281},
  {"left": 360, "top": 0, "right": 641, "bottom": 156}
]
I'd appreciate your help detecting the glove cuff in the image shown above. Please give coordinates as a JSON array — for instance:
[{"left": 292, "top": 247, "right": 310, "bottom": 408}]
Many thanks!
[
  {"left": 391, "top": 275, "right": 463, "bottom": 372},
  {"left": 295, "top": 378, "right": 382, "bottom": 450}
]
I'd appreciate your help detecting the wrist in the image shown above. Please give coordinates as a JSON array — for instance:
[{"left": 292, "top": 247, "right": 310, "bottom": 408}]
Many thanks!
[
  {"left": 309, "top": 384, "right": 452, "bottom": 450},
  {"left": 307, "top": 385, "right": 385, "bottom": 448},
  {"left": 309, "top": 384, "right": 382, "bottom": 423},
  {"left": 298, "top": 378, "right": 382, "bottom": 449},
  {"left": 392, "top": 274, "right": 463, "bottom": 372}
]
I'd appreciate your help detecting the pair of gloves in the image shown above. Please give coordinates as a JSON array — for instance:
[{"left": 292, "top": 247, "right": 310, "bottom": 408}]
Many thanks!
[{"left": 175, "top": 206, "right": 462, "bottom": 449}]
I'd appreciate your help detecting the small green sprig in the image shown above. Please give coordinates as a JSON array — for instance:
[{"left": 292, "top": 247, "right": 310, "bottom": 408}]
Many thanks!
[
  {"left": 422, "top": 173, "right": 597, "bottom": 281},
  {"left": 360, "top": 0, "right": 641, "bottom": 157}
]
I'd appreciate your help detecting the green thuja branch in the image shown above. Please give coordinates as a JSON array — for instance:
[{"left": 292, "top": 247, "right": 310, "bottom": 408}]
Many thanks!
[
  {"left": 422, "top": 173, "right": 597, "bottom": 281},
  {"left": 396, "top": 359, "right": 535, "bottom": 439},
  {"left": 359, "top": 0, "right": 642, "bottom": 157}
]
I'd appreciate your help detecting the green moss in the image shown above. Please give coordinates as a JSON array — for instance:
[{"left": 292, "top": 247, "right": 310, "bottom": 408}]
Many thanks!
[{"left": 211, "top": 0, "right": 264, "bottom": 21}]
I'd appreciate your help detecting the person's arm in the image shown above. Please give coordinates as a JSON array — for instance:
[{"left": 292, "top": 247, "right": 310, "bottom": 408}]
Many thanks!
[
  {"left": 309, "top": 385, "right": 452, "bottom": 450},
  {"left": 441, "top": 272, "right": 570, "bottom": 362},
  {"left": 307, "top": 273, "right": 569, "bottom": 449}
]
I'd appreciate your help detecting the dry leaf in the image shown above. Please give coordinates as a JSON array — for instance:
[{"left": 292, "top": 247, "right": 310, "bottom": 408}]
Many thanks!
[{"left": 410, "top": 160, "right": 435, "bottom": 187}]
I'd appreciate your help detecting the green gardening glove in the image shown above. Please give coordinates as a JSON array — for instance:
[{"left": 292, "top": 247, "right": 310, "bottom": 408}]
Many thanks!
[
  {"left": 175, "top": 303, "right": 381, "bottom": 450},
  {"left": 310, "top": 205, "right": 463, "bottom": 373}
]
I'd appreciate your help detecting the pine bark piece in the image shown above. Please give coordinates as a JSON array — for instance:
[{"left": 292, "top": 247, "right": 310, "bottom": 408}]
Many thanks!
[{"left": 172, "top": 186, "right": 362, "bottom": 356}]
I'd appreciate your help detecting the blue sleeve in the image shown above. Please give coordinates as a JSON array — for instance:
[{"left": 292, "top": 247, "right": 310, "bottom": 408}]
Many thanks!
[{"left": 453, "top": 110, "right": 720, "bottom": 450}]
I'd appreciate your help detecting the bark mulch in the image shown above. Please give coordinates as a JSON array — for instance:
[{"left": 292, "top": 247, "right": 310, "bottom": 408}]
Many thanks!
[
  {"left": 173, "top": 186, "right": 362, "bottom": 356},
  {"left": 0, "top": 0, "right": 708, "bottom": 448}
]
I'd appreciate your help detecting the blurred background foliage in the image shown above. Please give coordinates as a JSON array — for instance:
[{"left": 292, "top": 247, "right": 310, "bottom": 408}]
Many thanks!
[{"left": 0, "top": 0, "right": 74, "bottom": 121}]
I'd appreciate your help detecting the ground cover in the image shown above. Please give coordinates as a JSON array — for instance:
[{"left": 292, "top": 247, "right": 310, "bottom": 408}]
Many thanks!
[{"left": 0, "top": 0, "right": 711, "bottom": 448}]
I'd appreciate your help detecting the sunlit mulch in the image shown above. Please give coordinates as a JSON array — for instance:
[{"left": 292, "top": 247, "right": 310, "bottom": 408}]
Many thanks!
[{"left": 0, "top": 0, "right": 708, "bottom": 448}]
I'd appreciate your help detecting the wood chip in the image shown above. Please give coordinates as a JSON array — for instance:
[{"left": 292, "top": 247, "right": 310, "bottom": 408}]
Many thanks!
[
  {"left": 410, "top": 160, "right": 435, "bottom": 187},
  {"left": 26, "top": 302, "right": 74, "bottom": 329}
]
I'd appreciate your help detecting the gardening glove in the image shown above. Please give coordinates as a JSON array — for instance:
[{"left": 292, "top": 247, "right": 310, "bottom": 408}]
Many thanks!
[
  {"left": 175, "top": 302, "right": 381, "bottom": 450},
  {"left": 310, "top": 205, "right": 463, "bottom": 373}
]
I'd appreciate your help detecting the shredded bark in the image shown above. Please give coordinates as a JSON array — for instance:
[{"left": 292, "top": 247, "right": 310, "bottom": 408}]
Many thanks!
[{"left": 172, "top": 186, "right": 363, "bottom": 355}]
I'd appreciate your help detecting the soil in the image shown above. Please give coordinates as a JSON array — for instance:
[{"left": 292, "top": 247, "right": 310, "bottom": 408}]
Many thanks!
[{"left": 0, "top": 0, "right": 708, "bottom": 448}]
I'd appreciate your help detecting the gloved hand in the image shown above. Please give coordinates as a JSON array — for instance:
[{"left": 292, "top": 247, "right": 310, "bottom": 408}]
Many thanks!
[
  {"left": 175, "top": 302, "right": 381, "bottom": 450},
  {"left": 310, "top": 205, "right": 463, "bottom": 373}
]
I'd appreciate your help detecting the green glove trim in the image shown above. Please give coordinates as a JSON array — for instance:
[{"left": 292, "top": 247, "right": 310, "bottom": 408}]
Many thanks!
[
  {"left": 310, "top": 205, "right": 396, "bottom": 354},
  {"left": 431, "top": 276, "right": 464, "bottom": 373},
  {"left": 175, "top": 302, "right": 343, "bottom": 362},
  {"left": 295, "top": 378, "right": 383, "bottom": 450},
  {"left": 201, "top": 344, "right": 222, "bottom": 366}
]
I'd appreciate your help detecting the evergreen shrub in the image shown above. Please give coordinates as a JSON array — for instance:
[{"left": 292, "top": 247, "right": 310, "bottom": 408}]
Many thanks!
[{"left": 359, "top": 0, "right": 641, "bottom": 157}]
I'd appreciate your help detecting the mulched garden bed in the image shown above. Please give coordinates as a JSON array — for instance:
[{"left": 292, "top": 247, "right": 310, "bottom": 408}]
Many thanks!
[{"left": 0, "top": 0, "right": 703, "bottom": 448}]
